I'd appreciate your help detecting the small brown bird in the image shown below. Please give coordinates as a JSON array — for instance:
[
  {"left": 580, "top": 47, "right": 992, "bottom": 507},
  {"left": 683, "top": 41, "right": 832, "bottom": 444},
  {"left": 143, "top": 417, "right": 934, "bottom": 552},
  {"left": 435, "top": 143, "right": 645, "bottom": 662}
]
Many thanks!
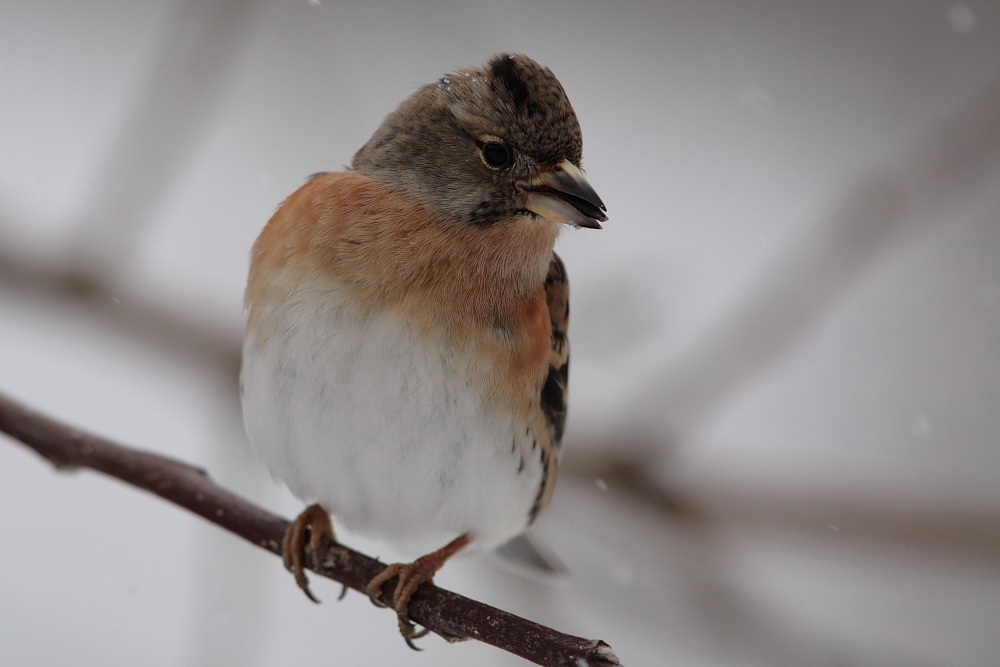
[{"left": 240, "top": 53, "right": 606, "bottom": 646}]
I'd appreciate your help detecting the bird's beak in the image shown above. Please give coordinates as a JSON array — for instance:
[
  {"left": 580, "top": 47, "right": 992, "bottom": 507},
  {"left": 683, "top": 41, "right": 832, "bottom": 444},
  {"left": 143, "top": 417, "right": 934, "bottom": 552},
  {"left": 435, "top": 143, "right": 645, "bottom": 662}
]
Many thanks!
[{"left": 523, "top": 160, "right": 607, "bottom": 229}]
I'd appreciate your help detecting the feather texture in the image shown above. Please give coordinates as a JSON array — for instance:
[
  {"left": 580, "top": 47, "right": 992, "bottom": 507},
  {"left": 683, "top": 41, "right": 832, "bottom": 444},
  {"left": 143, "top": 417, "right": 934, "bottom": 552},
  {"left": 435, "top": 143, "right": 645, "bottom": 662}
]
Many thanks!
[{"left": 242, "top": 171, "right": 566, "bottom": 555}]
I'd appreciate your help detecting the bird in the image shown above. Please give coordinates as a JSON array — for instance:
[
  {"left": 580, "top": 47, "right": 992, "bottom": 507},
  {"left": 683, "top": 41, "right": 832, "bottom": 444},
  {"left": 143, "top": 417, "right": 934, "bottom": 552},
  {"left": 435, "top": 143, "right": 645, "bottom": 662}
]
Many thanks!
[{"left": 240, "top": 53, "right": 606, "bottom": 646}]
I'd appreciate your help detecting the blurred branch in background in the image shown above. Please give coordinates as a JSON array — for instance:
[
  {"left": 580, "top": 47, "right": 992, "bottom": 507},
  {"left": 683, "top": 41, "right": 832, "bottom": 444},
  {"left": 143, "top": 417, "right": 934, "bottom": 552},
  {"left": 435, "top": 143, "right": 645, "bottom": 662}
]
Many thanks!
[
  {"left": 575, "top": 457, "right": 1000, "bottom": 564},
  {"left": 0, "top": 245, "right": 239, "bottom": 372},
  {"left": 614, "top": 75, "right": 1000, "bottom": 456},
  {"left": 556, "top": 73, "right": 1000, "bottom": 659},
  {"left": 0, "top": 0, "right": 260, "bottom": 373},
  {"left": 569, "top": 75, "right": 1000, "bottom": 549},
  {"left": 68, "top": 0, "right": 263, "bottom": 288},
  {"left": 0, "top": 391, "right": 620, "bottom": 667}
]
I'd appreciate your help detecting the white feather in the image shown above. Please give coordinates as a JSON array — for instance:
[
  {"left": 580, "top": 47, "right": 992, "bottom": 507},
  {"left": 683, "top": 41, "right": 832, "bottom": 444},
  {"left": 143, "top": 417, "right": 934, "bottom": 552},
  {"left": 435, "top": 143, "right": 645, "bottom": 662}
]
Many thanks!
[{"left": 241, "top": 279, "right": 544, "bottom": 557}]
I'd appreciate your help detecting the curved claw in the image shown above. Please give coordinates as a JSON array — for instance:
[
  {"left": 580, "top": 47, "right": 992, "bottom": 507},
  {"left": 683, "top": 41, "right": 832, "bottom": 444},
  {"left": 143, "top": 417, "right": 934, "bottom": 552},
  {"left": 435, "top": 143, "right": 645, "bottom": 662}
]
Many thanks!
[
  {"left": 366, "top": 562, "right": 402, "bottom": 608},
  {"left": 401, "top": 627, "right": 424, "bottom": 651},
  {"left": 364, "top": 533, "right": 471, "bottom": 649},
  {"left": 298, "top": 576, "right": 321, "bottom": 604},
  {"left": 398, "top": 613, "right": 432, "bottom": 651},
  {"left": 282, "top": 504, "right": 335, "bottom": 604}
]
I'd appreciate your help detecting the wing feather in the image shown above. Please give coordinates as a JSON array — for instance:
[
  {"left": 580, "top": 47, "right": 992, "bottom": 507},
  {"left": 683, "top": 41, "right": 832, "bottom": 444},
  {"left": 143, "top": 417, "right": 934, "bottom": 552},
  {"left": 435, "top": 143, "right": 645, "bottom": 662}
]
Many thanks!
[
  {"left": 540, "top": 252, "right": 569, "bottom": 445},
  {"left": 527, "top": 252, "right": 570, "bottom": 525}
]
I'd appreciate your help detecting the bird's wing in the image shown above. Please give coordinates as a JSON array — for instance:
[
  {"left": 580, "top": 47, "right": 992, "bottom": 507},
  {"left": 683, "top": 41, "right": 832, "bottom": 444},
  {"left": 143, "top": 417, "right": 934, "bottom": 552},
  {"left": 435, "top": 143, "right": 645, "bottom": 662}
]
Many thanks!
[{"left": 540, "top": 251, "right": 570, "bottom": 446}]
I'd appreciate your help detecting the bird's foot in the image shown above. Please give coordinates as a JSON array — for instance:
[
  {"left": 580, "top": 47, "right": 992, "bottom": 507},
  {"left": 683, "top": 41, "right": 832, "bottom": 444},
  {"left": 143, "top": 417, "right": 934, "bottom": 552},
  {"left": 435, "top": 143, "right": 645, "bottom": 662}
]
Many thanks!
[
  {"left": 365, "top": 533, "right": 470, "bottom": 650},
  {"left": 282, "top": 503, "right": 342, "bottom": 603}
]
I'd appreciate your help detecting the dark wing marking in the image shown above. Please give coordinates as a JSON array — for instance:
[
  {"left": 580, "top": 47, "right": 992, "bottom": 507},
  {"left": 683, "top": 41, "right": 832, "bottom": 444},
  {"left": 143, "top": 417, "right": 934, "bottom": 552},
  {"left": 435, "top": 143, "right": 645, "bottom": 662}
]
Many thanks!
[
  {"left": 528, "top": 252, "right": 571, "bottom": 526},
  {"left": 540, "top": 252, "right": 570, "bottom": 446}
]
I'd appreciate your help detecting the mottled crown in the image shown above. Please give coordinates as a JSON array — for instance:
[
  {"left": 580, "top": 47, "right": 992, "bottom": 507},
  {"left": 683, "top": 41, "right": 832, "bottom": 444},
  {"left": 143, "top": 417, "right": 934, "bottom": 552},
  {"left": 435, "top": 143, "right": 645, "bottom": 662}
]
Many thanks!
[
  {"left": 477, "top": 53, "right": 583, "bottom": 164},
  {"left": 352, "top": 54, "right": 587, "bottom": 225}
]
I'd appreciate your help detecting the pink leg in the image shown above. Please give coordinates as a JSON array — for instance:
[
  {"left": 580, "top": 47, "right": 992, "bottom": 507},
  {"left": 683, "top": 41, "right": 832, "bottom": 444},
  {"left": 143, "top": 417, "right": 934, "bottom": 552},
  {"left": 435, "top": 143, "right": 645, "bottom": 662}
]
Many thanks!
[
  {"left": 366, "top": 533, "right": 471, "bottom": 649},
  {"left": 282, "top": 503, "right": 337, "bottom": 603}
]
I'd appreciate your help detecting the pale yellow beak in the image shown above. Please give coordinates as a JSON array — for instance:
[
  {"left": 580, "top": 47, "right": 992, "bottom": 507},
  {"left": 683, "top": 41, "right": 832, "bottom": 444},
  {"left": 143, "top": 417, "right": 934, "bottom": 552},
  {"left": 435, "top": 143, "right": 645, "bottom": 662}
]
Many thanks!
[{"left": 523, "top": 160, "right": 607, "bottom": 229}]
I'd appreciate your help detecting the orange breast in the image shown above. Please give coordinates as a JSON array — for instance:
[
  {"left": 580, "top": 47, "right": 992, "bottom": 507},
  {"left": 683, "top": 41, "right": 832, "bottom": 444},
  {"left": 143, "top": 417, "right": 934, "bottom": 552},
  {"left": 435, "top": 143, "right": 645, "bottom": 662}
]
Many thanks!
[{"left": 246, "top": 171, "right": 560, "bottom": 419}]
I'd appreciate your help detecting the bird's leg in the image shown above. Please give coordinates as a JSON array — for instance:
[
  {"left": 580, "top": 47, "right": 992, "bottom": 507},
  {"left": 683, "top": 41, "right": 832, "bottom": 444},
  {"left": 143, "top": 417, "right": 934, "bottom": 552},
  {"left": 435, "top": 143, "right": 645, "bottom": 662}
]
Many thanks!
[
  {"left": 366, "top": 533, "right": 471, "bottom": 649},
  {"left": 282, "top": 503, "right": 341, "bottom": 603}
]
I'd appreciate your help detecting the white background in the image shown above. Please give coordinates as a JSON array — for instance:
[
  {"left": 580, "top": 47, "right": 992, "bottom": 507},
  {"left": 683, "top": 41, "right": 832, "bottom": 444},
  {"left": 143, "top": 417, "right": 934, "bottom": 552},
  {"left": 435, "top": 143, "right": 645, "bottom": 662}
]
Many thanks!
[{"left": 1, "top": 1, "right": 999, "bottom": 665}]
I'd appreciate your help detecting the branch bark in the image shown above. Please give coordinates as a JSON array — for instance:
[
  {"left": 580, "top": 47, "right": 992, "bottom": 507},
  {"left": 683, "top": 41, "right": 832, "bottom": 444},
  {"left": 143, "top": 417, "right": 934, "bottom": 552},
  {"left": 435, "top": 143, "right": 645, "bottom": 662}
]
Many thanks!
[{"left": 0, "top": 391, "right": 619, "bottom": 666}]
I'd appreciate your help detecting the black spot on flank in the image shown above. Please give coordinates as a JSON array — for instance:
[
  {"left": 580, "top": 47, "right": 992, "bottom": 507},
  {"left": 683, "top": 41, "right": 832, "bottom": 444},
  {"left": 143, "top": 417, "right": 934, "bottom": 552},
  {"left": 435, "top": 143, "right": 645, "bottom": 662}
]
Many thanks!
[
  {"left": 528, "top": 452, "right": 551, "bottom": 524},
  {"left": 518, "top": 456, "right": 525, "bottom": 473},
  {"left": 490, "top": 54, "right": 530, "bottom": 110},
  {"left": 540, "top": 363, "right": 567, "bottom": 443}
]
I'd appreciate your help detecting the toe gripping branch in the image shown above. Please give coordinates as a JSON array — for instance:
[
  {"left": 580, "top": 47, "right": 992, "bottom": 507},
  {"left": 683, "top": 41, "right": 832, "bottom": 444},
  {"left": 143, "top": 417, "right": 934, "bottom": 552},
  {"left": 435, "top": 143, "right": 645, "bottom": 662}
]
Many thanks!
[
  {"left": 282, "top": 503, "right": 346, "bottom": 603},
  {"left": 365, "top": 533, "right": 472, "bottom": 650},
  {"left": 0, "top": 392, "right": 621, "bottom": 667},
  {"left": 282, "top": 508, "right": 472, "bottom": 649}
]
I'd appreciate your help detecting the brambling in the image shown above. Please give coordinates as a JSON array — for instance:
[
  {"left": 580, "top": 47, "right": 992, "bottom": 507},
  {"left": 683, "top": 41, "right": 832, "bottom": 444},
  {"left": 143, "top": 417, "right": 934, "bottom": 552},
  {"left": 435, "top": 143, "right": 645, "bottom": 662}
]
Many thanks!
[{"left": 240, "top": 53, "right": 606, "bottom": 646}]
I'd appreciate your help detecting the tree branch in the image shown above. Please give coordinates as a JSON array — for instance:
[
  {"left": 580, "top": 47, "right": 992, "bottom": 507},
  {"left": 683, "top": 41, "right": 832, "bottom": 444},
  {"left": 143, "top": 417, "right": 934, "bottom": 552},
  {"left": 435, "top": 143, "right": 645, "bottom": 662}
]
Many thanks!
[{"left": 0, "top": 391, "right": 620, "bottom": 667}]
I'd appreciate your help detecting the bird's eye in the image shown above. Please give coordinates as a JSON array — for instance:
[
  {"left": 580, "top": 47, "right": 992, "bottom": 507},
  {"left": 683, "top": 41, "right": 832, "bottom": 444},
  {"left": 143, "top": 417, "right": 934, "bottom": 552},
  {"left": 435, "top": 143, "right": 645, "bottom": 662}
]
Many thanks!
[{"left": 481, "top": 141, "right": 513, "bottom": 169}]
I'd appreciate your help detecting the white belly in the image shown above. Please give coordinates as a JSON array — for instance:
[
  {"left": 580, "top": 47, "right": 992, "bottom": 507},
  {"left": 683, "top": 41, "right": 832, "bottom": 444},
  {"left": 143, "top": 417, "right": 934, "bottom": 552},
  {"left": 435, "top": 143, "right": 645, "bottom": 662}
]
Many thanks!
[{"left": 240, "top": 286, "right": 543, "bottom": 556}]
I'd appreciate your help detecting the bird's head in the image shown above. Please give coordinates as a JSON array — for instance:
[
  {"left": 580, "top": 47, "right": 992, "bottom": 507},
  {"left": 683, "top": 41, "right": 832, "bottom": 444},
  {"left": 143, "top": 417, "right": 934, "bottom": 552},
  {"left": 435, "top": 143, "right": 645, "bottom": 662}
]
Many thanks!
[{"left": 352, "top": 53, "right": 607, "bottom": 230}]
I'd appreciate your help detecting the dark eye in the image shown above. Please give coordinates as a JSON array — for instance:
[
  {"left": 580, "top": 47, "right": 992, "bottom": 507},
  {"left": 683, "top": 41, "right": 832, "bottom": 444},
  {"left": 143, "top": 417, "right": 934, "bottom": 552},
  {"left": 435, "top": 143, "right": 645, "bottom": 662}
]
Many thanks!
[{"left": 481, "top": 141, "right": 513, "bottom": 169}]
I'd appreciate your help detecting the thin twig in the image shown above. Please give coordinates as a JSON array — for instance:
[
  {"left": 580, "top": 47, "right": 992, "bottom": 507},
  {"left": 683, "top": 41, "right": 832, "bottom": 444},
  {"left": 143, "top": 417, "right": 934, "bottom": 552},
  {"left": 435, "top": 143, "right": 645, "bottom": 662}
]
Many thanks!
[{"left": 0, "top": 391, "right": 620, "bottom": 667}]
